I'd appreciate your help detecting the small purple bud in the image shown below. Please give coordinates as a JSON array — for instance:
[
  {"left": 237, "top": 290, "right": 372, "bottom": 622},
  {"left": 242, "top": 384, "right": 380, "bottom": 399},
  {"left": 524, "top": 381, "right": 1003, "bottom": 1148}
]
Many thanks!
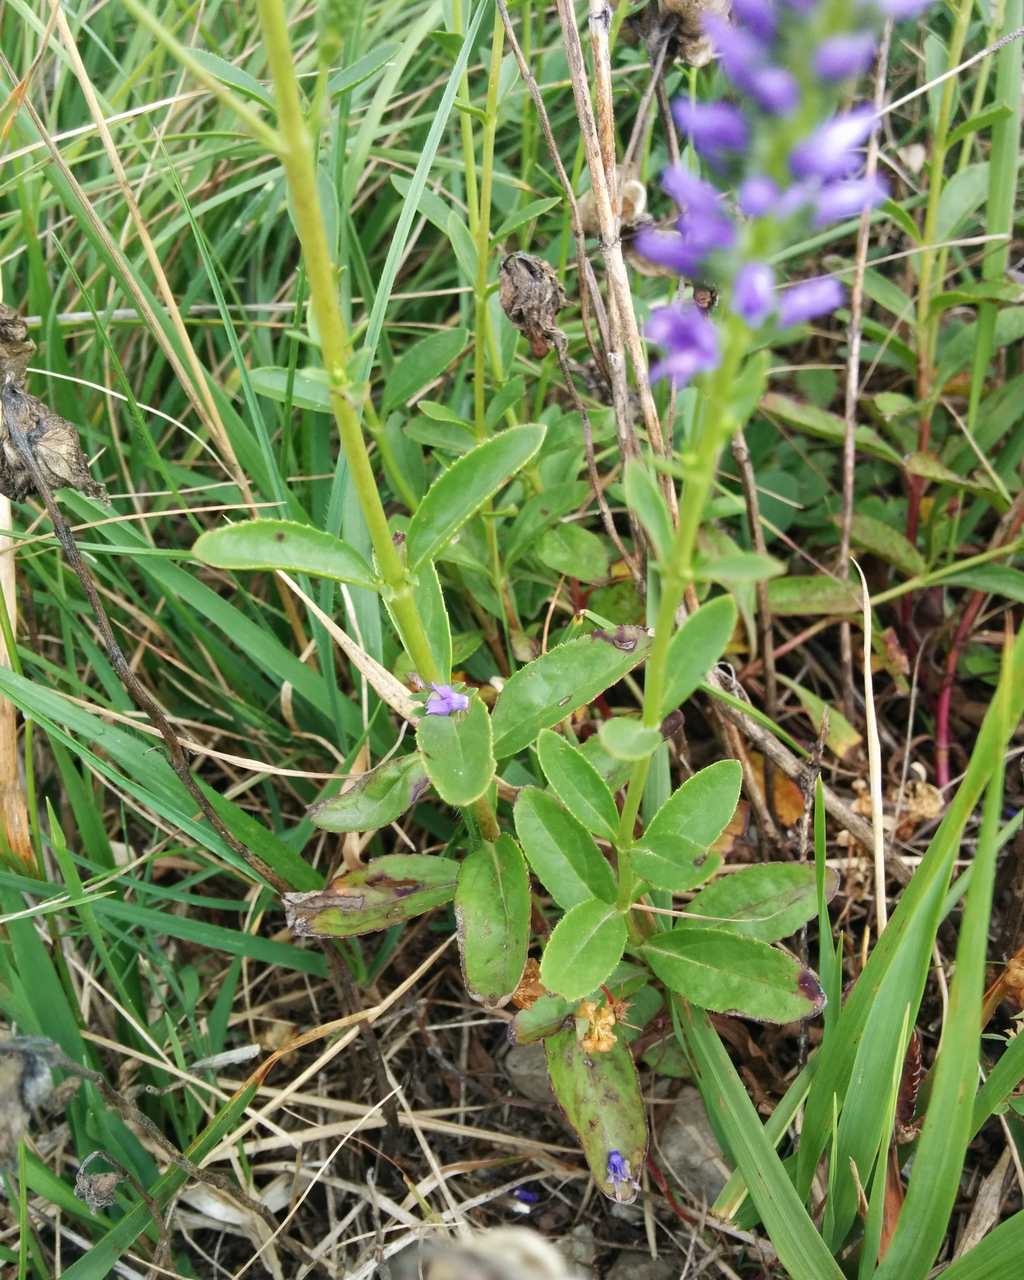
[
  {"left": 732, "top": 0, "right": 778, "bottom": 42},
  {"left": 876, "top": 0, "right": 932, "bottom": 17},
  {"left": 512, "top": 1187, "right": 541, "bottom": 1205},
  {"left": 738, "top": 175, "right": 781, "bottom": 217},
  {"left": 607, "top": 1150, "right": 634, "bottom": 1187},
  {"left": 633, "top": 228, "right": 704, "bottom": 276},
  {"left": 747, "top": 65, "right": 800, "bottom": 115},
  {"left": 733, "top": 262, "right": 776, "bottom": 325},
  {"left": 812, "top": 174, "right": 890, "bottom": 226},
  {"left": 778, "top": 276, "right": 846, "bottom": 326},
  {"left": 671, "top": 99, "right": 749, "bottom": 163},
  {"left": 425, "top": 683, "right": 470, "bottom": 716},
  {"left": 646, "top": 304, "right": 720, "bottom": 386},
  {"left": 814, "top": 33, "right": 878, "bottom": 81},
  {"left": 790, "top": 106, "right": 878, "bottom": 180}
]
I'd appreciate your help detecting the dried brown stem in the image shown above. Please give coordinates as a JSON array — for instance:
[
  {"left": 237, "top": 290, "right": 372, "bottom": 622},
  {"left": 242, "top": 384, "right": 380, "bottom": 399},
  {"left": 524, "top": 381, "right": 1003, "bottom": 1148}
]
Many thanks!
[{"left": 0, "top": 495, "right": 32, "bottom": 867}]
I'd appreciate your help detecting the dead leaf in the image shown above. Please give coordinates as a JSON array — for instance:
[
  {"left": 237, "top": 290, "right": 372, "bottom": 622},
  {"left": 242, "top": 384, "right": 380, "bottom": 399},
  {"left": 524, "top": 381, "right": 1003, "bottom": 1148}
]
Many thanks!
[{"left": 750, "top": 753, "right": 804, "bottom": 827}]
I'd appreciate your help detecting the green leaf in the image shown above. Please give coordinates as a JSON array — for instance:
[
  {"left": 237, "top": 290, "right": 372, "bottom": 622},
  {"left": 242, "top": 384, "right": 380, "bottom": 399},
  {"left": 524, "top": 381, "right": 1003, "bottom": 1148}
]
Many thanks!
[
  {"left": 904, "top": 451, "right": 1004, "bottom": 503},
  {"left": 683, "top": 864, "right": 839, "bottom": 942},
  {"left": 505, "top": 481, "right": 590, "bottom": 565},
  {"left": 943, "top": 564, "right": 1024, "bottom": 604},
  {"left": 192, "top": 519, "right": 376, "bottom": 589},
  {"left": 536, "top": 523, "right": 610, "bottom": 583},
  {"left": 492, "top": 626, "right": 652, "bottom": 757},
  {"left": 536, "top": 729, "right": 619, "bottom": 840},
  {"left": 544, "top": 1028, "right": 648, "bottom": 1203},
  {"left": 540, "top": 899, "right": 627, "bottom": 1001},
  {"left": 624, "top": 459, "right": 673, "bottom": 561},
  {"left": 944, "top": 104, "right": 1012, "bottom": 150},
  {"left": 936, "top": 162, "right": 990, "bottom": 239},
  {"left": 250, "top": 365, "right": 331, "bottom": 412},
  {"left": 695, "top": 551, "right": 785, "bottom": 584},
  {"left": 761, "top": 392, "right": 901, "bottom": 464},
  {"left": 661, "top": 595, "right": 737, "bottom": 716},
  {"left": 644, "top": 928, "right": 826, "bottom": 1022},
  {"left": 327, "top": 44, "right": 400, "bottom": 97},
  {"left": 766, "top": 575, "right": 861, "bottom": 616},
  {"left": 456, "top": 835, "right": 531, "bottom": 1006},
  {"left": 308, "top": 753, "right": 429, "bottom": 833},
  {"left": 513, "top": 787, "right": 617, "bottom": 909},
  {"left": 416, "top": 695, "right": 495, "bottom": 807},
  {"left": 405, "top": 424, "right": 546, "bottom": 569},
  {"left": 494, "top": 195, "right": 563, "bottom": 238},
  {"left": 283, "top": 855, "right": 458, "bottom": 937},
  {"left": 633, "top": 760, "right": 741, "bottom": 892},
  {"left": 844, "top": 513, "right": 926, "bottom": 577},
  {"left": 190, "top": 49, "right": 273, "bottom": 107},
  {"left": 382, "top": 328, "right": 469, "bottom": 414},
  {"left": 510, "top": 992, "right": 575, "bottom": 1044},
  {"left": 939, "top": 1213, "right": 1024, "bottom": 1280},
  {"left": 777, "top": 676, "right": 862, "bottom": 760},
  {"left": 598, "top": 718, "right": 662, "bottom": 762}
]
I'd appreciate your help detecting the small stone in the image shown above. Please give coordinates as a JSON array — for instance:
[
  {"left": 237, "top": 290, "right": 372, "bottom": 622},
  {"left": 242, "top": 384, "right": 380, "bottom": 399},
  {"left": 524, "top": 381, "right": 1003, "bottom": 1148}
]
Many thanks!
[
  {"left": 504, "top": 1041, "right": 554, "bottom": 1104},
  {"left": 605, "top": 1253, "right": 680, "bottom": 1280},
  {"left": 655, "top": 1085, "right": 731, "bottom": 1204}
]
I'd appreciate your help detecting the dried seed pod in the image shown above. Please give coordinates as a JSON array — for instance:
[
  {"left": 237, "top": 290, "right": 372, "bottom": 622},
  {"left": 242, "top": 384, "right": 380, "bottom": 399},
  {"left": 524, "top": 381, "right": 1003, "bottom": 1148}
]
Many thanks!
[
  {"left": 0, "top": 304, "right": 36, "bottom": 380},
  {"left": 663, "top": 0, "right": 731, "bottom": 67},
  {"left": 498, "top": 252, "right": 567, "bottom": 359},
  {"left": 0, "top": 1037, "right": 54, "bottom": 1164}
]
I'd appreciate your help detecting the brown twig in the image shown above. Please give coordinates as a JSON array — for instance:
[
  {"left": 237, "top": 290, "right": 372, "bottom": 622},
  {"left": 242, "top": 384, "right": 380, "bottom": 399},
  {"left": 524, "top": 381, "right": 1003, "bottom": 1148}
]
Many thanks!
[
  {"left": 0, "top": 494, "right": 32, "bottom": 867},
  {"left": 840, "top": 22, "right": 892, "bottom": 719},
  {"left": 5, "top": 421, "right": 288, "bottom": 893}
]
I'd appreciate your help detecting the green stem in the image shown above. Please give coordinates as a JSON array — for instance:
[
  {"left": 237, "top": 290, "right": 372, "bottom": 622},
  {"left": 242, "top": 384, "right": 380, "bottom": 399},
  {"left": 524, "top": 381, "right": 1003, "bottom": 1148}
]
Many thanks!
[
  {"left": 256, "top": 0, "right": 439, "bottom": 683},
  {"left": 474, "top": 4, "right": 506, "bottom": 436}
]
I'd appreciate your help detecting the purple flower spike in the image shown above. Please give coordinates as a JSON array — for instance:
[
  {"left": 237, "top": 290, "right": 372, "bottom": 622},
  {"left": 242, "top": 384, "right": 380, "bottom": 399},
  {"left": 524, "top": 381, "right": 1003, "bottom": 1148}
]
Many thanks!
[
  {"left": 672, "top": 99, "right": 749, "bottom": 164},
  {"left": 738, "top": 175, "right": 781, "bottom": 217},
  {"left": 778, "top": 276, "right": 846, "bottom": 327},
  {"left": 646, "top": 304, "right": 720, "bottom": 386},
  {"left": 425, "top": 683, "right": 470, "bottom": 716},
  {"left": 732, "top": 0, "right": 778, "bottom": 43},
  {"left": 790, "top": 106, "right": 878, "bottom": 180},
  {"left": 748, "top": 65, "right": 800, "bottom": 115},
  {"left": 814, "top": 33, "right": 877, "bottom": 81},
  {"left": 733, "top": 262, "right": 776, "bottom": 325},
  {"left": 813, "top": 174, "right": 890, "bottom": 226}
]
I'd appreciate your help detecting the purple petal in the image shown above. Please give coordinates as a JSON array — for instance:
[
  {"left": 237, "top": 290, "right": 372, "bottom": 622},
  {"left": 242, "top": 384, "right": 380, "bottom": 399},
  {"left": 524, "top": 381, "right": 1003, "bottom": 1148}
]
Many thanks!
[
  {"left": 672, "top": 99, "right": 749, "bottom": 161},
  {"left": 812, "top": 174, "right": 890, "bottom": 226},
  {"left": 814, "top": 33, "right": 877, "bottom": 81},
  {"left": 646, "top": 304, "right": 720, "bottom": 386},
  {"left": 731, "top": 0, "right": 778, "bottom": 42},
  {"left": 607, "top": 1150, "right": 631, "bottom": 1184},
  {"left": 877, "top": 0, "right": 932, "bottom": 16},
  {"left": 738, "top": 175, "right": 782, "bottom": 217},
  {"left": 703, "top": 15, "right": 765, "bottom": 88},
  {"left": 747, "top": 65, "right": 800, "bottom": 114},
  {"left": 661, "top": 165, "right": 722, "bottom": 216},
  {"left": 790, "top": 106, "right": 878, "bottom": 180},
  {"left": 633, "top": 228, "right": 703, "bottom": 276},
  {"left": 425, "top": 682, "right": 469, "bottom": 715},
  {"left": 778, "top": 276, "right": 846, "bottom": 326},
  {"left": 733, "top": 261, "right": 776, "bottom": 325}
]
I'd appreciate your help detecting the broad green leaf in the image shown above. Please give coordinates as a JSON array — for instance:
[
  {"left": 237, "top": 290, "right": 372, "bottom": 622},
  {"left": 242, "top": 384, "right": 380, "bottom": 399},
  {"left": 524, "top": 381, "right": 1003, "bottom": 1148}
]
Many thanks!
[
  {"left": 766, "top": 575, "right": 860, "bottom": 616},
  {"left": 190, "top": 49, "right": 273, "bottom": 107},
  {"left": 944, "top": 103, "right": 1012, "bottom": 150},
  {"left": 844, "top": 513, "right": 926, "bottom": 577},
  {"left": 382, "top": 327, "right": 469, "bottom": 414},
  {"left": 536, "top": 729, "right": 619, "bottom": 840},
  {"left": 505, "top": 481, "right": 590, "bottom": 565},
  {"left": 494, "top": 195, "right": 563, "bottom": 238},
  {"left": 193, "top": 520, "right": 375, "bottom": 588},
  {"left": 405, "top": 416, "right": 475, "bottom": 455},
  {"left": 634, "top": 760, "right": 741, "bottom": 891},
  {"left": 545, "top": 1027, "right": 648, "bottom": 1203},
  {"left": 683, "top": 864, "right": 839, "bottom": 942},
  {"left": 598, "top": 718, "right": 661, "bottom": 762},
  {"left": 777, "top": 676, "right": 862, "bottom": 760},
  {"left": 513, "top": 787, "right": 617, "bottom": 908},
  {"left": 695, "top": 552, "right": 785, "bottom": 585},
  {"left": 536, "top": 523, "right": 610, "bottom": 583},
  {"left": 624, "top": 459, "right": 673, "bottom": 561},
  {"left": 936, "top": 162, "right": 989, "bottom": 239},
  {"left": 943, "top": 564, "right": 1024, "bottom": 604},
  {"left": 510, "top": 993, "right": 575, "bottom": 1044},
  {"left": 251, "top": 365, "right": 331, "bottom": 412},
  {"left": 308, "top": 753, "right": 428, "bottom": 833},
  {"left": 327, "top": 44, "right": 400, "bottom": 97},
  {"left": 939, "top": 1213, "right": 1024, "bottom": 1280},
  {"left": 661, "top": 595, "right": 737, "bottom": 716},
  {"left": 903, "top": 451, "right": 1002, "bottom": 502},
  {"left": 283, "top": 855, "right": 458, "bottom": 937},
  {"left": 540, "top": 899, "right": 627, "bottom": 1001},
  {"left": 644, "top": 928, "right": 826, "bottom": 1022},
  {"left": 492, "top": 626, "right": 652, "bottom": 757},
  {"left": 456, "top": 835, "right": 531, "bottom": 1006},
  {"left": 405, "top": 424, "right": 546, "bottom": 569},
  {"left": 761, "top": 392, "right": 901, "bottom": 464},
  {"left": 416, "top": 695, "right": 495, "bottom": 806}
]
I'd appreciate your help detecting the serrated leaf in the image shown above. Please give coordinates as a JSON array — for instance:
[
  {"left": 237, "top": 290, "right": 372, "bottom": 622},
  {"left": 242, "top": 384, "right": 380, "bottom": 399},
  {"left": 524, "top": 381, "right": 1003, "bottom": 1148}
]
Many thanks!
[
  {"left": 283, "top": 855, "right": 457, "bottom": 937},
  {"left": 598, "top": 718, "right": 661, "bottom": 762},
  {"left": 193, "top": 520, "right": 376, "bottom": 589},
  {"left": 308, "top": 753, "right": 428, "bottom": 833},
  {"left": 633, "top": 760, "right": 742, "bottom": 892},
  {"left": 456, "top": 835, "right": 530, "bottom": 1006},
  {"left": 683, "top": 864, "right": 839, "bottom": 942},
  {"left": 643, "top": 928, "right": 826, "bottom": 1022},
  {"left": 536, "top": 523, "right": 610, "bottom": 583},
  {"left": 492, "top": 626, "right": 652, "bottom": 757},
  {"left": 545, "top": 1028, "right": 648, "bottom": 1203},
  {"left": 661, "top": 595, "right": 737, "bottom": 716},
  {"left": 540, "top": 899, "right": 627, "bottom": 1000},
  {"left": 513, "top": 788, "right": 617, "bottom": 908},
  {"left": 416, "top": 695, "right": 495, "bottom": 806},
  {"left": 766, "top": 575, "right": 861, "bottom": 616},
  {"left": 537, "top": 729, "right": 619, "bottom": 840},
  {"left": 405, "top": 424, "right": 546, "bottom": 569}
]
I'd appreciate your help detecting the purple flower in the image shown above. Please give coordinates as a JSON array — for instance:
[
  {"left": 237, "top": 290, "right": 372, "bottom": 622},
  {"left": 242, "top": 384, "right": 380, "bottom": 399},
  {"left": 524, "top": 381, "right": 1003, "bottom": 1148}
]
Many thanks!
[
  {"left": 814, "top": 33, "right": 877, "bottom": 81},
  {"left": 703, "top": 16, "right": 797, "bottom": 115},
  {"left": 425, "top": 683, "right": 469, "bottom": 716},
  {"left": 747, "top": 65, "right": 800, "bottom": 115},
  {"left": 738, "top": 175, "right": 781, "bottom": 217},
  {"left": 672, "top": 99, "right": 749, "bottom": 164},
  {"left": 512, "top": 1187, "right": 540, "bottom": 1205},
  {"left": 790, "top": 106, "right": 878, "bottom": 180},
  {"left": 646, "top": 304, "right": 720, "bottom": 386},
  {"left": 876, "top": 0, "right": 932, "bottom": 16},
  {"left": 633, "top": 228, "right": 704, "bottom": 276},
  {"left": 733, "top": 262, "right": 776, "bottom": 325},
  {"left": 607, "top": 1149, "right": 638, "bottom": 1190},
  {"left": 778, "top": 276, "right": 846, "bottom": 326},
  {"left": 812, "top": 174, "right": 889, "bottom": 226},
  {"left": 732, "top": 0, "right": 778, "bottom": 43},
  {"left": 661, "top": 166, "right": 722, "bottom": 217}
]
